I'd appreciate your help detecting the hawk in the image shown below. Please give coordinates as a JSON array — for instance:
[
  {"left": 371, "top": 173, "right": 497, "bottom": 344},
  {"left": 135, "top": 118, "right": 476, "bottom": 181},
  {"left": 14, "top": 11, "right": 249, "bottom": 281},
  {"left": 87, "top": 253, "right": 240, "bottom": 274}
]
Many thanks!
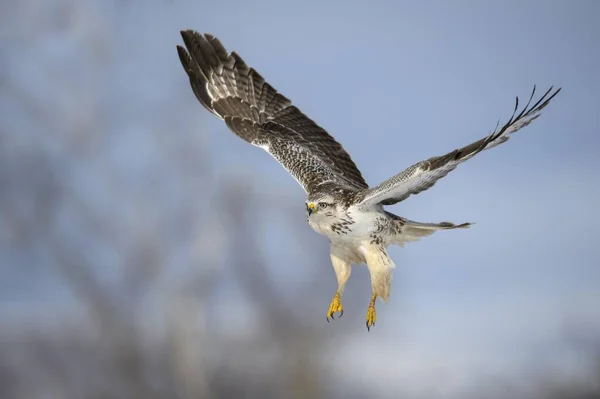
[{"left": 176, "top": 30, "right": 560, "bottom": 330}]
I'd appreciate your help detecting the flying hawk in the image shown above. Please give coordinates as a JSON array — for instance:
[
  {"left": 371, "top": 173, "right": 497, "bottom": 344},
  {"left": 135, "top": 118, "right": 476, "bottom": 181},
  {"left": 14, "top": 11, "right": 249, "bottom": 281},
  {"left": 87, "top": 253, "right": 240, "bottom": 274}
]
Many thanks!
[{"left": 176, "top": 30, "right": 560, "bottom": 330}]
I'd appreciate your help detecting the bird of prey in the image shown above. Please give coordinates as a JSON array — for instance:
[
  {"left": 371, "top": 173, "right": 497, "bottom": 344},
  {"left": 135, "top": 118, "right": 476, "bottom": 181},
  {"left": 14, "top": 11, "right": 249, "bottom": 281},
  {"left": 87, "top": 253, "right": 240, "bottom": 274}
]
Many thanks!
[{"left": 176, "top": 30, "right": 560, "bottom": 330}]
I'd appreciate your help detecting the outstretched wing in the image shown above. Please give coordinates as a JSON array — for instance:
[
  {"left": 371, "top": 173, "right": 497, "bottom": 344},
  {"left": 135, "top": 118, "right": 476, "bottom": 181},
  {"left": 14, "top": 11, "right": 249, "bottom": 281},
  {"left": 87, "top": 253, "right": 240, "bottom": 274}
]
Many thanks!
[
  {"left": 176, "top": 30, "right": 367, "bottom": 194},
  {"left": 355, "top": 86, "right": 561, "bottom": 208}
]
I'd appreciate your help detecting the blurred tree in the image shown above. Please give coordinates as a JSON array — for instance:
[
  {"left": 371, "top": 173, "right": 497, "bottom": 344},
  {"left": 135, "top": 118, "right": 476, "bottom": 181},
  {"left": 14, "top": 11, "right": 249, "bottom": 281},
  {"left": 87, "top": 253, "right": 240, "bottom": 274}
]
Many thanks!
[{"left": 0, "top": 1, "right": 331, "bottom": 398}]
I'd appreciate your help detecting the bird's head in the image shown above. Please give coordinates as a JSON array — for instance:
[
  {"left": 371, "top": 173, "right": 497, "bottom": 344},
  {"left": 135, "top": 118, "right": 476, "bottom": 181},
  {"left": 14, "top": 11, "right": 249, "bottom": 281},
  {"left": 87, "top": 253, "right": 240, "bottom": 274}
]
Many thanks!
[{"left": 305, "top": 193, "right": 345, "bottom": 222}]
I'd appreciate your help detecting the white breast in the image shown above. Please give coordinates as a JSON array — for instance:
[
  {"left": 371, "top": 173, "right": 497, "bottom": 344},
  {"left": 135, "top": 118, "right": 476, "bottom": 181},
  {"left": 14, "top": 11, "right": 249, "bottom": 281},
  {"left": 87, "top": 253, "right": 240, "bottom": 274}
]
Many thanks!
[{"left": 308, "top": 207, "right": 384, "bottom": 243}]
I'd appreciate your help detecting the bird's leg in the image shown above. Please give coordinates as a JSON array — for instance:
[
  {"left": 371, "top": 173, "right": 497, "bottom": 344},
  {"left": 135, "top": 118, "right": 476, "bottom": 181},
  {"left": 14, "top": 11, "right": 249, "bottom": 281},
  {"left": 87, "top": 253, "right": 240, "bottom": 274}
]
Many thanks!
[
  {"left": 366, "top": 293, "right": 377, "bottom": 331},
  {"left": 326, "top": 291, "right": 343, "bottom": 322},
  {"left": 362, "top": 245, "right": 394, "bottom": 331},
  {"left": 326, "top": 249, "right": 351, "bottom": 322}
]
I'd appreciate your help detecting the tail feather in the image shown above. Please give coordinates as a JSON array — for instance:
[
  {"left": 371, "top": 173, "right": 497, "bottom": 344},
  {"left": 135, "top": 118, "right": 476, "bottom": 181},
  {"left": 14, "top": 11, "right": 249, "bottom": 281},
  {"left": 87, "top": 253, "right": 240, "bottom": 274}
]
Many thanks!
[{"left": 392, "top": 215, "right": 472, "bottom": 246}]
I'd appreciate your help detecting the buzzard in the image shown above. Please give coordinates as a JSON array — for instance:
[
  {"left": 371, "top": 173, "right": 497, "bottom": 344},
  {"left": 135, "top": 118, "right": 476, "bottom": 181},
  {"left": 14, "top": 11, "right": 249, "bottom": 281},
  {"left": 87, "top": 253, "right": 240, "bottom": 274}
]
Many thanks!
[{"left": 176, "top": 30, "right": 560, "bottom": 330}]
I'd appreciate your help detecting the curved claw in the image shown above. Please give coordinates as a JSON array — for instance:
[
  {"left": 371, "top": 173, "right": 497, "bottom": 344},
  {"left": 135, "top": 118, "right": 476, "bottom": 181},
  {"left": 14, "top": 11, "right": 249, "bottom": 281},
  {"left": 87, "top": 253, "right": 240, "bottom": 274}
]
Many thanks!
[
  {"left": 366, "top": 320, "right": 375, "bottom": 331},
  {"left": 326, "top": 311, "right": 336, "bottom": 323},
  {"left": 326, "top": 292, "right": 343, "bottom": 323}
]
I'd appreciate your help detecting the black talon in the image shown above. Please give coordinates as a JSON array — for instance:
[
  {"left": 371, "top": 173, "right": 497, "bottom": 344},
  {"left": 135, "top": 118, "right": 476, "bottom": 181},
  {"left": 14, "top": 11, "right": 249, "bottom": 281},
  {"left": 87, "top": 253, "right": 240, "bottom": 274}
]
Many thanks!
[{"left": 339, "top": 309, "right": 344, "bottom": 318}]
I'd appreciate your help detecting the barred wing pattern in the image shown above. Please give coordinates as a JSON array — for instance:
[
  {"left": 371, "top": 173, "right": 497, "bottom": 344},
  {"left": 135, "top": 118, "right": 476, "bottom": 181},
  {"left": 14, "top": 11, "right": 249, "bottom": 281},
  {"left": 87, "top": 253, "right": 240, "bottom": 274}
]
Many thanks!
[
  {"left": 356, "top": 86, "right": 561, "bottom": 208},
  {"left": 177, "top": 31, "right": 368, "bottom": 194}
]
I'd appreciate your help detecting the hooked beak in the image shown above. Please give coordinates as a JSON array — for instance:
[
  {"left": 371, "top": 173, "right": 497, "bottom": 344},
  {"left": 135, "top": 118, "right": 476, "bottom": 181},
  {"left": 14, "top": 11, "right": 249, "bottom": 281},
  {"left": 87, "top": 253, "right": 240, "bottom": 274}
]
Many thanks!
[{"left": 306, "top": 203, "right": 316, "bottom": 216}]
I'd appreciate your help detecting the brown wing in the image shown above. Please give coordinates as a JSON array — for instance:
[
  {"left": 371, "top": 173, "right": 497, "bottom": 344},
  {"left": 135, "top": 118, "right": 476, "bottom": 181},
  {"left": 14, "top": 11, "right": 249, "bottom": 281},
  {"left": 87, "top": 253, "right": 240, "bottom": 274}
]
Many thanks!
[{"left": 177, "top": 30, "right": 367, "bottom": 194}]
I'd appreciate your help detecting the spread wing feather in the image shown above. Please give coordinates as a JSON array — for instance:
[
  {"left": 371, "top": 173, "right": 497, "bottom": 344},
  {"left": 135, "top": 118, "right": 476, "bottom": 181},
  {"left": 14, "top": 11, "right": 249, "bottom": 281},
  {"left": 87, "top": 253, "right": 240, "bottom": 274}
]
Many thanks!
[
  {"left": 177, "top": 30, "right": 367, "bottom": 193},
  {"left": 355, "top": 86, "right": 561, "bottom": 208}
]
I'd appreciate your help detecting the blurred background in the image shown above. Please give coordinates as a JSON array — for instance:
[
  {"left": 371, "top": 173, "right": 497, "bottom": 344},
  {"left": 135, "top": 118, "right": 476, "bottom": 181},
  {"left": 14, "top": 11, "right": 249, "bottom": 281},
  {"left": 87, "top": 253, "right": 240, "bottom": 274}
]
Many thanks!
[{"left": 1, "top": 0, "right": 599, "bottom": 398}]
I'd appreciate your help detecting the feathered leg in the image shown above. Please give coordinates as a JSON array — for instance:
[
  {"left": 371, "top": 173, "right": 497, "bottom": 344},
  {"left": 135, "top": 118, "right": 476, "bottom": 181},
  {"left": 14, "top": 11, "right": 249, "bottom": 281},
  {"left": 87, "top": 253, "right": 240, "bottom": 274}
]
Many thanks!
[
  {"left": 326, "top": 244, "right": 352, "bottom": 321},
  {"left": 362, "top": 245, "right": 395, "bottom": 331}
]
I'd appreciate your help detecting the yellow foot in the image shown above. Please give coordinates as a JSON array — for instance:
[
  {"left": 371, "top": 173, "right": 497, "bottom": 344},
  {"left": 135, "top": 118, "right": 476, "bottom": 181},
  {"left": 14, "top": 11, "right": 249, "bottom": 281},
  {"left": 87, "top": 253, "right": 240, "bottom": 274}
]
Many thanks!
[
  {"left": 366, "top": 294, "right": 377, "bottom": 331},
  {"left": 326, "top": 291, "right": 343, "bottom": 322}
]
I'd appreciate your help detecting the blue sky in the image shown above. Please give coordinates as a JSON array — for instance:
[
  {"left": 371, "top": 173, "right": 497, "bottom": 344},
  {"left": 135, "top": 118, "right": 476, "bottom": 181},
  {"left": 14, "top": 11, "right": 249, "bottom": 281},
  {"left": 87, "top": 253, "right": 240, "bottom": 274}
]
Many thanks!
[{"left": 2, "top": 0, "right": 599, "bottom": 396}]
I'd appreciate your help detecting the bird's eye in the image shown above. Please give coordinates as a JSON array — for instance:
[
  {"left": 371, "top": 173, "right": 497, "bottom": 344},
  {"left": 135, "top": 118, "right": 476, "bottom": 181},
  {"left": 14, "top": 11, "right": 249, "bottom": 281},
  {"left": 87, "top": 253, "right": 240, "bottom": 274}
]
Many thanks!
[{"left": 318, "top": 202, "right": 328, "bottom": 209}]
